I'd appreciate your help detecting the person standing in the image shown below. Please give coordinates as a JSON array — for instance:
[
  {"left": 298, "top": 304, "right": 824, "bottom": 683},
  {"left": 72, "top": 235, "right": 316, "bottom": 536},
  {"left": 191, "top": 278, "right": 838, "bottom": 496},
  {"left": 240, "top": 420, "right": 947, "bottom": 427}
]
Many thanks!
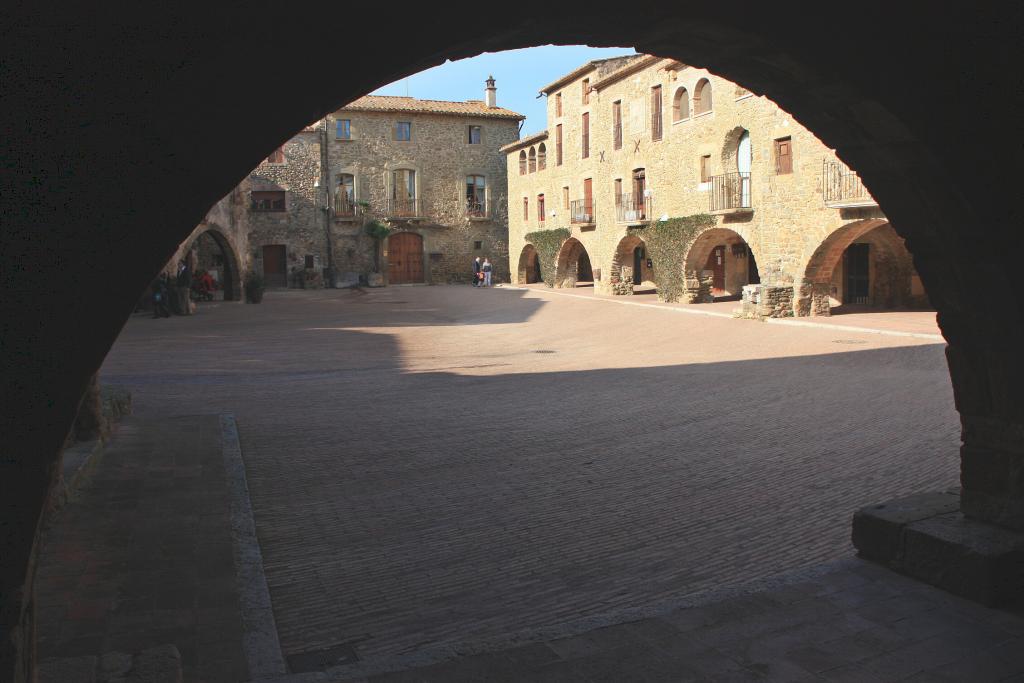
[
  {"left": 472, "top": 256, "right": 481, "bottom": 287},
  {"left": 151, "top": 274, "right": 171, "bottom": 318},
  {"left": 482, "top": 257, "right": 492, "bottom": 287}
]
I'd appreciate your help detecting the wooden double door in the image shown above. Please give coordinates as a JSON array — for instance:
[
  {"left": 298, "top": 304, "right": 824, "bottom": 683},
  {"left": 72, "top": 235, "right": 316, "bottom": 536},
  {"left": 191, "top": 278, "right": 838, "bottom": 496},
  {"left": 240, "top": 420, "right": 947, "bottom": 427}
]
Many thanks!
[
  {"left": 387, "top": 232, "right": 424, "bottom": 284},
  {"left": 262, "top": 245, "right": 287, "bottom": 288}
]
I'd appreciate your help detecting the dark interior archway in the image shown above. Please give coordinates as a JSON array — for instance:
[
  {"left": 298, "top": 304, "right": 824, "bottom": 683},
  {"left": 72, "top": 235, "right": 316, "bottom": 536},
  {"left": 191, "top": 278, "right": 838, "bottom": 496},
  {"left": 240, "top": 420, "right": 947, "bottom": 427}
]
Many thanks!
[
  {"left": 517, "top": 244, "right": 542, "bottom": 284},
  {"left": 555, "top": 237, "right": 594, "bottom": 288},
  {"left": 683, "top": 227, "right": 760, "bottom": 302},
  {"left": 187, "top": 227, "right": 243, "bottom": 302},
  {"left": 5, "top": 7, "right": 1024, "bottom": 679}
]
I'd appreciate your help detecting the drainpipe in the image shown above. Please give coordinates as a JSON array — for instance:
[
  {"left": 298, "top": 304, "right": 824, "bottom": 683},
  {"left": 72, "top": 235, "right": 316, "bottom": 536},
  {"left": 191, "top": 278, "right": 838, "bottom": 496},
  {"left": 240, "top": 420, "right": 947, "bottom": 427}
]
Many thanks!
[{"left": 320, "top": 118, "right": 335, "bottom": 287}]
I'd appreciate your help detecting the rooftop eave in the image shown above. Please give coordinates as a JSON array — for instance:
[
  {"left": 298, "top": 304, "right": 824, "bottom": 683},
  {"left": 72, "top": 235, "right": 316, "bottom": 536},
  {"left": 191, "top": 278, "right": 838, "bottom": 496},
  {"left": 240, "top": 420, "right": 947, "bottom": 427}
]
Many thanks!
[{"left": 500, "top": 131, "right": 549, "bottom": 154}]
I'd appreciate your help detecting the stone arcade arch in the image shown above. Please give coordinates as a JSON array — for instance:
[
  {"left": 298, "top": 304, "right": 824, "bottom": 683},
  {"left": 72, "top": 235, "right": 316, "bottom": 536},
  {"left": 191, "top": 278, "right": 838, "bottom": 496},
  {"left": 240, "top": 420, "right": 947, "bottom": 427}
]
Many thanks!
[
  {"left": 610, "top": 233, "right": 653, "bottom": 291},
  {"left": 183, "top": 226, "right": 243, "bottom": 302},
  {"left": 796, "top": 219, "right": 922, "bottom": 316},
  {"left": 516, "top": 243, "right": 543, "bottom": 284},
  {"left": 682, "top": 226, "right": 760, "bottom": 302},
  {"left": 6, "top": 9, "right": 1024, "bottom": 679},
  {"left": 555, "top": 237, "right": 594, "bottom": 288}
]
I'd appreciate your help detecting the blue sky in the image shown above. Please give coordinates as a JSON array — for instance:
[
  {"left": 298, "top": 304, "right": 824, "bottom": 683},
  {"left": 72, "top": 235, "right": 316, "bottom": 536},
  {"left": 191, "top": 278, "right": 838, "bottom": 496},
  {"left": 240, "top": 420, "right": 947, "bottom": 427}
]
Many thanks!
[{"left": 371, "top": 45, "right": 637, "bottom": 136}]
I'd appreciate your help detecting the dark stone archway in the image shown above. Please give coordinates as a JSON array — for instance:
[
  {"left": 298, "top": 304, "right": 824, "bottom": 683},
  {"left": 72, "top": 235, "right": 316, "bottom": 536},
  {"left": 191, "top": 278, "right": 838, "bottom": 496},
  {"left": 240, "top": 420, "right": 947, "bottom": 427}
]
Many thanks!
[
  {"left": 4, "top": 6, "right": 1024, "bottom": 679},
  {"left": 516, "top": 244, "right": 542, "bottom": 284},
  {"left": 187, "top": 226, "right": 243, "bottom": 302},
  {"left": 555, "top": 237, "right": 594, "bottom": 288},
  {"left": 682, "top": 226, "right": 760, "bottom": 302}
]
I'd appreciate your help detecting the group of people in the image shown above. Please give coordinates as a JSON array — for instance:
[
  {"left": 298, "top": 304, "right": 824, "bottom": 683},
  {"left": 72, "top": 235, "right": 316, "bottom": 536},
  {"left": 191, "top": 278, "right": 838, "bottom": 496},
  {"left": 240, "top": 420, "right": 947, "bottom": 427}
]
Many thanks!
[{"left": 472, "top": 256, "right": 493, "bottom": 287}]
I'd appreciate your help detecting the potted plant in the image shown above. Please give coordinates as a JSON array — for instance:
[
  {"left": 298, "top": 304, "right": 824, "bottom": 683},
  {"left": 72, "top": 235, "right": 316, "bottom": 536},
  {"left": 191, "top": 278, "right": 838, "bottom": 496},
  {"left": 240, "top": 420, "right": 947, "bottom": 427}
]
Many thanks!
[
  {"left": 364, "top": 219, "right": 390, "bottom": 287},
  {"left": 244, "top": 271, "right": 265, "bottom": 303}
]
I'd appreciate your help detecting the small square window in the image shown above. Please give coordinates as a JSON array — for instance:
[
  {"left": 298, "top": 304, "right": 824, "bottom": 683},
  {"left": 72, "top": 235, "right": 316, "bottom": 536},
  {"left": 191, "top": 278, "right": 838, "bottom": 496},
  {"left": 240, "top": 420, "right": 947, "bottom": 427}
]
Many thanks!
[
  {"left": 267, "top": 147, "right": 284, "bottom": 164},
  {"left": 468, "top": 125, "right": 482, "bottom": 144},
  {"left": 252, "top": 190, "right": 286, "bottom": 212},
  {"left": 304, "top": 255, "right": 315, "bottom": 269},
  {"left": 336, "top": 119, "right": 351, "bottom": 139},
  {"left": 395, "top": 121, "right": 411, "bottom": 141},
  {"left": 473, "top": 241, "right": 483, "bottom": 251},
  {"left": 774, "top": 137, "right": 793, "bottom": 174}
]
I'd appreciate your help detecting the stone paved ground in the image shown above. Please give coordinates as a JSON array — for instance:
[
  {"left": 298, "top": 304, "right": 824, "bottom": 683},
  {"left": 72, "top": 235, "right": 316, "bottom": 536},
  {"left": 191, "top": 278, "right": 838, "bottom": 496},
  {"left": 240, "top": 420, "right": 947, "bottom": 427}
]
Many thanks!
[
  {"left": 34, "top": 416, "right": 249, "bottom": 683},
  {"left": 100, "top": 286, "right": 961, "bottom": 674}
]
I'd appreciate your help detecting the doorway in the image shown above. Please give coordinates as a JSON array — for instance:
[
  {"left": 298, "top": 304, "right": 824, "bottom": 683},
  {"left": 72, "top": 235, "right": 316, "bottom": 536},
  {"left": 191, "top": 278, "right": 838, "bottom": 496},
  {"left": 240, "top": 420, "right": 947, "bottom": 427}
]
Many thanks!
[
  {"left": 844, "top": 243, "right": 870, "bottom": 304},
  {"left": 388, "top": 232, "right": 424, "bottom": 284},
  {"left": 632, "top": 246, "right": 644, "bottom": 285},
  {"left": 704, "top": 245, "right": 726, "bottom": 295},
  {"left": 262, "top": 245, "right": 287, "bottom": 288}
]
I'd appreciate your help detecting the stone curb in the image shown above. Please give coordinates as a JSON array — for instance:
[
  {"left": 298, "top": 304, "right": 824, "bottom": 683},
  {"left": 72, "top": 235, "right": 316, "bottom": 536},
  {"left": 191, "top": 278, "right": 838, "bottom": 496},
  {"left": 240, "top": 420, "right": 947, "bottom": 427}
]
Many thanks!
[{"left": 221, "top": 413, "right": 288, "bottom": 679}]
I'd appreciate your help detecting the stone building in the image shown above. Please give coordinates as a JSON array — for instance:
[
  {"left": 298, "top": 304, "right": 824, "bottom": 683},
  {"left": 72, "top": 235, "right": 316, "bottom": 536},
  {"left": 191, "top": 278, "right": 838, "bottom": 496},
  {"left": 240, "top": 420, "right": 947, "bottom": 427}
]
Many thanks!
[
  {"left": 505, "top": 55, "right": 929, "bottom": 316},
  {"left": 173, "top": 80, "right": 524, "bottom": 290}
]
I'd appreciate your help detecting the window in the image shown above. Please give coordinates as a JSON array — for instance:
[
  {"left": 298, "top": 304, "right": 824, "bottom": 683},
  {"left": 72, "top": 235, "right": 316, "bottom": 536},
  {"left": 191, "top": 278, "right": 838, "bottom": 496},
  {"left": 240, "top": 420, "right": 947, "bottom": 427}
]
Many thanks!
[
  {"left": 632, "top": 168, "right": 646, "bottom": 198},
  {"left": 537, "top": 194, "right": 545, "bottom": 222},
  {"left": 390, "top": 169, "right": 416, "bottom": 216},
  {"left": 266, "top": 147, "right": 284, "bottom": 164},
  {"left": 700, "top": 155, "right": 711, "bottom": 183},
  {"left": 562, "top": 186, "right": 570, "bottom": 210},
  {"left": 335, "top": 174, "right": 355, "bottom": 215},
  {"left": 468, "top": 125, "right": 481, "bottom": 144},
  {"left": 528, "top": 147, "right": 537, "bottom": 173},
  {"left": 693, "top": 78, "right": 713, "bottom": 115},
  {"left": 673, "top": 87, "right": 690, "bottom": 122},
  {"left": 614, "top": 178, "right": 623, "bottom": 202},
  {"left": 395, "top": 121, "right": 412, "bottom": 141},
  {"left": 252, "top": 190, "right": 285, "bottom": 212},
  {"left": 474, "top": 240, "right": 483, "bottom": 250},
  {"left": 556, "top": 124, "right": 563, "bottom": 165},
  {"left": 537, "top": 143, "right": 546, "bottom": 171},
  {"left": 582, "top": 78, "right": 590, "bottom": 105},
  {"left": 336, "top": 119, "right": 351, "bottom": 139},
  {"left": 612, "top": 100, "right": 622, "bottom": 150},
  {"left": 555, "top": 92, "right": 562, "bottom": 117},
  {"left": 519, "top": 150, "right": 527, "bottom": 175},
  {"left": 523, "top": 197, "right": 529, "bottom": 221},
  {"left": 651, "top": 86, "right": 663, "bottom": 141},
  {"left": 466, "top": 175, "right": 486, "bottom": 216},
  {"left": 304, "top": 255, "right": 315, "bottom": 269},
  {"left": 774, "top": 137, "right": 793, "bottom": 174},
  {"left": 581, "top": 112, "right": 589, "bottom": 159}
]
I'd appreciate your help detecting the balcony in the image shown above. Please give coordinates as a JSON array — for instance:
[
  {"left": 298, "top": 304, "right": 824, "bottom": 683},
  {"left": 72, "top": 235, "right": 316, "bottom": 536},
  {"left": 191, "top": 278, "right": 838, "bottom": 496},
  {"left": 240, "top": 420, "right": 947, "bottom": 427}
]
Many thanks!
[
  {"left": 570, "top": 199, "right": 595, "bottom": 224},
  {"left": 709, "top": 172, "right": 752, "bottom": 213},
  {"left": 823, "top": 159, "right": 877, "bottom": 208},
  {"left": 466, "top": 199, "right": 488, "bottom": 219},
  {"left": 385, "top": 197, "right": 421, "bottom": 218},
  {"left": 333, "top": 194, "right": 365, "bottom": 221},
  {"left": 616, "top": 193, "right": 651, "bottom": 224}
]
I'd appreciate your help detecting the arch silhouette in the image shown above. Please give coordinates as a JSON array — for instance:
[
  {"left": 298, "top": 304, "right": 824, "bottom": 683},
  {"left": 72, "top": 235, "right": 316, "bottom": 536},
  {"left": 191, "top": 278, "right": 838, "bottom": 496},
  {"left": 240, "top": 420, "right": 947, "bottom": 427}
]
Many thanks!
[{"left": 516, "top": 243, "right": 542, "bottom": 284}]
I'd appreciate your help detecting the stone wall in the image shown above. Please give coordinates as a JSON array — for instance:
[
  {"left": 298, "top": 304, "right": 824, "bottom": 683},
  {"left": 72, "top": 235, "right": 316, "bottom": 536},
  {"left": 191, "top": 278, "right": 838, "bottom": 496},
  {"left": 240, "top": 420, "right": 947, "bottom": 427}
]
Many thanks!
[
  {"left": 506, "top": 57, "right": 922, "bottom": 314},
  {"left": 325, "top": 109, "right": 519, "bottom": 284}
]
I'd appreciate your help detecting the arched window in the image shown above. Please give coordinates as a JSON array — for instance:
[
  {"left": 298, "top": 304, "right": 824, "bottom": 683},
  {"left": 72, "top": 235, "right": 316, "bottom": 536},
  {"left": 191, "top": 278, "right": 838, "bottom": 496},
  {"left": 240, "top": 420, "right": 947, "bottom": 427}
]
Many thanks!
[
  {"left": 673, "top": 87, "right": 690, "bottom": 122},
  {"left": 519, "top": 150, "right": 527, "bottom": 175},
  {"left": 528, "top": 147, "right": 537, "bottom": 173},
  {"left": 694, "top": 78, "right": 712, "bottom": 115},
  {"left": 537, "top": 143, "right": 547, "bottom": 171}
]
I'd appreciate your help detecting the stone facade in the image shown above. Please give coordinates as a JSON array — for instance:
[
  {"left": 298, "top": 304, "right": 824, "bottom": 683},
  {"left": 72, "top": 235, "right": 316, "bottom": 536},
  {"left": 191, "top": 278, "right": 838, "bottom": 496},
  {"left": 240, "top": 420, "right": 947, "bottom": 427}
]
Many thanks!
[
  {"left": 506, "top": 55, "right": 929, "bottom": 316},
  {"left": 175, "top": 87, "right": 524, "bottom": 290}
]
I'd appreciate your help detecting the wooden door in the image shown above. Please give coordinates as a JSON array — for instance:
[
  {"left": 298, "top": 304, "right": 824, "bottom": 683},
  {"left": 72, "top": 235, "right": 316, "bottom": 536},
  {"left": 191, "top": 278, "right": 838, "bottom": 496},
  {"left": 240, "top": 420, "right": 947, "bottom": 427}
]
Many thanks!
[
  {"left": 387, "top": 232, "right": 423, "bottom": 284},
  {"left": 704, "top": 245, "right": 726, "bottom": 295},
  {"left": 262, "top": 245, "right": 287, "bottom": 288},
  {"left": 583, "top": 178, "right": 593, "bottom": 217},
  {"left": 844, "top": 243, "right": 870, "bottom": 304}
]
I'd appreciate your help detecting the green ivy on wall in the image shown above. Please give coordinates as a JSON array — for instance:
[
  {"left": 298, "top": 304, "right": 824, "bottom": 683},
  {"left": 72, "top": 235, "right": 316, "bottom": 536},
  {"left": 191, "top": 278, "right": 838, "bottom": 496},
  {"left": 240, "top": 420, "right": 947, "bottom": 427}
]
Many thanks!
[
  {"left": 629, "top": 214, "right": 716, "bottom": 303},
  {"left": 525, "top": 227, "right": 571, "bottom": 288}
]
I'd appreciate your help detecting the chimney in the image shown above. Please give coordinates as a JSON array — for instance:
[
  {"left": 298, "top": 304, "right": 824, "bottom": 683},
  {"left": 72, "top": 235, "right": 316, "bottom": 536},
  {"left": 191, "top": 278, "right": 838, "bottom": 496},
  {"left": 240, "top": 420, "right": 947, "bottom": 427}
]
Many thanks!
[{"left": 485, "top": 75, "right": 497, "bottom": 108}]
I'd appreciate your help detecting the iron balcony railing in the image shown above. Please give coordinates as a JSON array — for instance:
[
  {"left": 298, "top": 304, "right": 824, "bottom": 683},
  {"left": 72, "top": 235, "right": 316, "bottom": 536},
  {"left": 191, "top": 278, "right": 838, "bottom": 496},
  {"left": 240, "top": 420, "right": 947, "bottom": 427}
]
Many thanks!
[
  {"left": 466, "top": 199, "right": 488, "bottom": 218},
  {"left": 333, "top": 193, "right": 364, "bottom": 218},
  {"left": 709, "top": 172, "right": 752, "bottom": 212},
  {"left": 570, "top": 198, "right": 595, "bottom": 224},
  {"left": 616, "top": 193, "right": 651, "bottom": 223},
  {"left": 385, "top": 197, "right": 420, "bottom": 218},
  {"left": 822, "top": 158, "right": 876, "bottom": 207}
]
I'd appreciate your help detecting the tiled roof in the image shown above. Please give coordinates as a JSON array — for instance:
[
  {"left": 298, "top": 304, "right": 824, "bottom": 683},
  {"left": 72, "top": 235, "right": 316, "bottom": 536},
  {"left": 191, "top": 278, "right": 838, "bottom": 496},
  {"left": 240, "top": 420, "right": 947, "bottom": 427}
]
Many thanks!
[
  {"left": 499, "top": 130, "right": 549, "bottom": 154},
  {"left": 539, "top": 54, "right": 644, "bottom": 94},
  {"left": 340, "top": 95, "right": 524, "bottom": 120},
  {"left": 591, "top": 54, "right": 664, "bottom": 90}
]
